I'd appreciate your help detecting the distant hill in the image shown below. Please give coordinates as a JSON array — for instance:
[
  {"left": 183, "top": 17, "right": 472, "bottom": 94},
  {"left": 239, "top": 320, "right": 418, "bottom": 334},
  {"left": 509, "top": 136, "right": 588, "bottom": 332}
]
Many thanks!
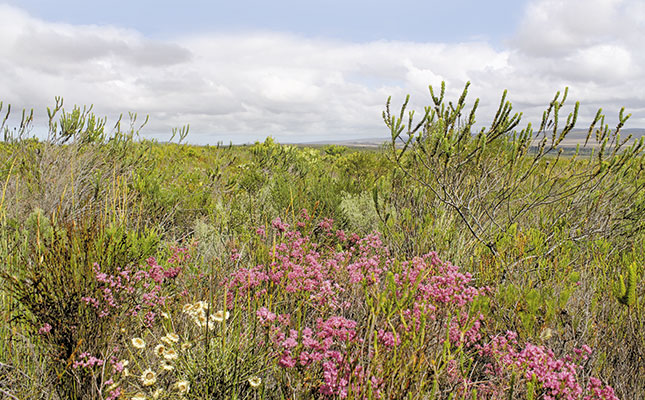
[{"left": 292, "top": 128, "right": 645, "bottom": 149}]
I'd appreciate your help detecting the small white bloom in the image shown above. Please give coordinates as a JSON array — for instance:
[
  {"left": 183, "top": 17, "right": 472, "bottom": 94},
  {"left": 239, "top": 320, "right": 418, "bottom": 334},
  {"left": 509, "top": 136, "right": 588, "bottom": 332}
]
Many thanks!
[
  {"left": 195, "top": 314, "right": 207, "bottom": 327},
  {"left": 154, "top": 344, "right": 166, "bottom": 357},
  {"left": 161, "top": 332, "right": 180, "bottom": 344},
  {"left": 141, "top": 368, "right": 157, "bottom": 386},
  {"left": 174, "top": 379, "right": 190, "bottom": 393},
  {"left": 248, "top": 376, "right": 262, "bottom": 388},
  {"left": 131, "top": 393, "right": 147, "bottom": 400},
  {"left": 166, "top": 332, "right": 179, "bottom": 342},
  {"left": 163, "top": 348, "right": 178, "bottom": 361},
  {"left": 182, "top": 303, "right": 194, "bottom": 313},
  {"left": 195, "top": 301, "right": 209, "bottom": 311},
  {"left": 131, "top": 337, "right": 146, "bottom": 349},
  {"left": 211, "top": 310, "right": 230, "bottom": 323}
]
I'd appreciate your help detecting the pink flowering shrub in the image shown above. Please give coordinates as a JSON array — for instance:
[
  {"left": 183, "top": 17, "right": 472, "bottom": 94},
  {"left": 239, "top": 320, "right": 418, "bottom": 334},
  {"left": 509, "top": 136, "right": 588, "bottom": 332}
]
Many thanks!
[
  {"left": 72, "top": 352, "right": 105, "bottom": 369},
  {"left": 475, "top": 331, "right": 618, "bottom": 400},
  {"left": 66, "top": 244, "right": 193, "bottom": 398},
  {"left": 81, "top": 247, "right": 189, "bottom": 328},
  {"left": 257, "top": 312, "right": 368, "bottom": 398},
  {"left": 221, "top": 212, "right": 617, "bottom": 399}
]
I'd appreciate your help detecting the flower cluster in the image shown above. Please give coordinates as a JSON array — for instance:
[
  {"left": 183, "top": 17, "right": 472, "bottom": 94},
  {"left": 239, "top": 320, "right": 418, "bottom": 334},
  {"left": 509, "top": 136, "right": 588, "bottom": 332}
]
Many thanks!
[
  {"left": 182, "top": 300, "right": 230, "bottom": 330},
  {"left": 477, "top": 331, "right": 618, "bottom": 400},
  {"left": 225, "top": 221, "right": 392, "bottom": 314},
  {"left": 228, "top": 213, "right": 617, "bottom": 399},
  {"left": 258, "top": 311, "right": 367, "bottom": 398},
  {"left": 72, "top": 352, "right": 104, "bottom": 369},
  {"left": 105, "top": 331, "right": 190, "bottom": 399},
  {"left": 80, "top": 211, "right": 617, "bottom": 400},
  {"left": 81, "top": 247, "right": 189, "bottom": 327},
  {"left": 234, "top": 216, "right": 480, "bottom": 397}
]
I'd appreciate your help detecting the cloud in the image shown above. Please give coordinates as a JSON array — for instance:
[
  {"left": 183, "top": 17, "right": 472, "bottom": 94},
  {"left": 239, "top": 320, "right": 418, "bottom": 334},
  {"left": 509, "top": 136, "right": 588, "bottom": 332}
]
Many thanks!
[
  {"left": 513, "top": 0, "right": 625, "bottom": 56},
  {"left": 0, "top": 1, "right": 643, "bottom": 144},
  {"left": 505, "top": 0, "right": 645, "bottom": 122},
  {"left": 511, "top": 0, "right": 644, "bottom": 85}
]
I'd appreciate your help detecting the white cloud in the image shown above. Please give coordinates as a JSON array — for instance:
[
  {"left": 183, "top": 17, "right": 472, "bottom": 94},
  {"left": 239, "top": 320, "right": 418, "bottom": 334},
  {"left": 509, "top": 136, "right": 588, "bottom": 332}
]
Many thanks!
[
  {"left": 0, "top": 1, "right": 643, "bottom": 144},
  {"left": 513, "top": 0, "right": 625, "bottom": 56}
]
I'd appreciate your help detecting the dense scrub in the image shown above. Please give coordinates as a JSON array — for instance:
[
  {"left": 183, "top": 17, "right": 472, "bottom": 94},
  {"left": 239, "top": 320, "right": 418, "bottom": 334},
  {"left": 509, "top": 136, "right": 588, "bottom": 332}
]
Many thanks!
[{"left": 0, "top": 88, "right": 643, "bottom": 399}]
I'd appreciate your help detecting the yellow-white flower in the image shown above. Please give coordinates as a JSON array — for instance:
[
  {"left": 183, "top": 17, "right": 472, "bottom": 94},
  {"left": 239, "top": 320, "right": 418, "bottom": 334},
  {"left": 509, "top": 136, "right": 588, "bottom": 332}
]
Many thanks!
[
  {"left": 166, "top": 332, "right": 179, "bottom": 342},
  {"left": 161, "top": 312, "right": 170, "bottom": 319},
  {"left": 196, "top": 314, "right": 207, "bottom": 327},
  {"left": 181, "top": 342, "right": 191, "bottom": 351},
  {"left": 163, "top": 348, "right": 178, "bottom": 361},
  {"left": 141, "top": 368, "right": 157, "bottom": 386},
  {"left": 540, "top": 327, "right": 553, "bottom": 341},
  {"left": 154, "top": 344, "right": 166, "bottom": 357},
  {"left": 211, "top": 310, "right": 230, "bottom": 323},
  {"left": 131, "top": 337, "right": 146, "bottom": 349},
  {"left": 173, "top": 379, "right": 190, "bottom": 394},
  {"left": 123, "top": 368, "right": 130, "bottom": 377},
  {"left": 182, "top": 303, "right": 194, "bottom": 313},
  {"left": 152, "top": 388, "right": 164, "bottom": 399},
  {"left": 161, "top": 333, "right": 180, "bottom": 345},
  {"left": 131, "top": 393, "right": 146, "bottom": 400},
  {"left": 248, "top": 376, "right": 262, "bottom": 388},
  {"left": 161, "top": 360, "right": 174, "bottom": 371},
  {"left": 195, "top": 301, "right": 209, "bottom": 311}
]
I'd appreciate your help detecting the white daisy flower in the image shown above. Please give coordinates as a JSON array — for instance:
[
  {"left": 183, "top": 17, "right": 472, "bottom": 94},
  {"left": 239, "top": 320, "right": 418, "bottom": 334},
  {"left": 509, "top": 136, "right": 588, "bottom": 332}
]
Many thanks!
[
  {"left": 248, "top": 376, "right": 262, "bottom": 388},
  {"left": 141, "top": 369, "right": 157, "bottom": 386},
  {"left": 154, "top": 344, "right": 166, "bottom": 357},
  {"left": 163, "top": 348, "right": 178, "bottom": 361},
  {"left": 211, "top": 310, "right": 230, "bottom": 323},
  {"left": 173, "top": 380, "right": 190, "bottom": 394},
  {"left": 161, "top": 360, "right": 174, "bottom": 371},
  {"left": 131, "top": 337, "right": 146, "bottom": 349}
]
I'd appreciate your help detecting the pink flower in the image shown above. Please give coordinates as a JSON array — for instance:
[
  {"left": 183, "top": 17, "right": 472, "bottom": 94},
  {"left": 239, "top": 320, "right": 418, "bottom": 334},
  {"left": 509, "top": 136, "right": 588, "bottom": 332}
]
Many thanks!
[
  {"left": 279, "top": 352, "right": 297, "bottom": 368},
  {"left": 256, "top": 226, "right": 267, "bottom": 237},
  {"left": 317, "top": 218, "right": 334, "bottom": 233},
  {"left": 377, "top": 329, "right": 400, "bottom": 348},
  {"left": 38, "top": 323, "right": 52, "bottom": 334},
  {"left": 256, "top": 307, "right": 277, "bottom": 324},
  {"left": 272, "top": 217, "right": 289, "bottom": 232},
  {"left": 72, "top": 352, "right": 104, "bottom": 369}
]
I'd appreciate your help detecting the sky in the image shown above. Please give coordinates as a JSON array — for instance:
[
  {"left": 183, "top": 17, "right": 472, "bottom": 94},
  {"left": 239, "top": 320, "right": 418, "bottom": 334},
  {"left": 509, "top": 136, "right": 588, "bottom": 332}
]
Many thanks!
[{"left": 0, "top": 0, "right": 643, "bottom": 144}]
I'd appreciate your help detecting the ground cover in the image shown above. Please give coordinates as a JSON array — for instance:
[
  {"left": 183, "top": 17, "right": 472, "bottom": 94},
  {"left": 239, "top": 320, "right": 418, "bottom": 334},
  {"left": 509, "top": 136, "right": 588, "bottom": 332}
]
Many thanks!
[{"left": 0, "top": 87, "right": 643, "bottom": 398}]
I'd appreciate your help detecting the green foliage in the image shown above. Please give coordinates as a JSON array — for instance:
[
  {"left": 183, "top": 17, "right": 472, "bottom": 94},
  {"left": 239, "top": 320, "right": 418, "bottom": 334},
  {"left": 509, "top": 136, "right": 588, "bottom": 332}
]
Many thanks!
[
  {"left": 0, "top": 92, "right": 644, "bottom": 398},
  {"left": 384, "top": 81, "right": 643, "bottom": 260},
  {"left": 339, "top": 190, "right": 379, "bottom": 234},
  {"left": 526, "top": 376, "right": 536, "bottom": 400},
  {"left": 615, "top": 262, "right": 638, "bottom": 306},
  {"left": 1, "top": 213, "right": 159, "bottom": 399}
]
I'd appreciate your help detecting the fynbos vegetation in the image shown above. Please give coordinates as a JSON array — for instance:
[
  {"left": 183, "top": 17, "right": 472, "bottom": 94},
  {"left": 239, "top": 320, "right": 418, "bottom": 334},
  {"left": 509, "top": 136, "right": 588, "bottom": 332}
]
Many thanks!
[{"left": 0, "top": 84, "right": 643, "bottom": 399}]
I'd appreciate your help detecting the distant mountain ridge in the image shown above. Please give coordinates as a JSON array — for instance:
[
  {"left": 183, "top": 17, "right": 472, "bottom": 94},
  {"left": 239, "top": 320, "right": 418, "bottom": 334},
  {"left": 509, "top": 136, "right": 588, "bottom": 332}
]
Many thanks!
[{"left": 293, "top": 128, "right": 645, "bottom": 148}]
